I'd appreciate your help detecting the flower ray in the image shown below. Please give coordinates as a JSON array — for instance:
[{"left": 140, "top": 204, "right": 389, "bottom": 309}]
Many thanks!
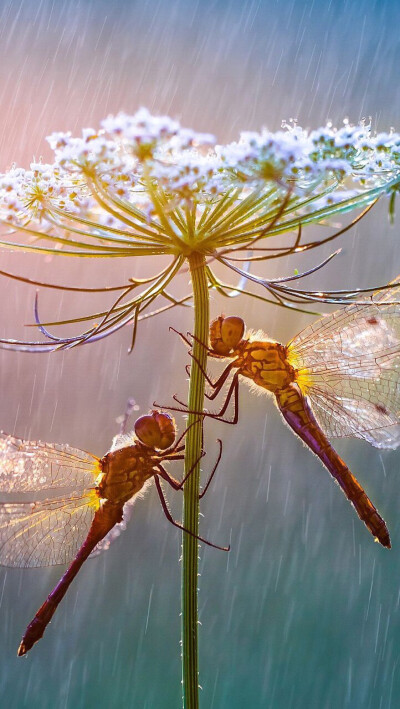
[{"left": 1, "top": 110, "right": 400, "bottom": 346}]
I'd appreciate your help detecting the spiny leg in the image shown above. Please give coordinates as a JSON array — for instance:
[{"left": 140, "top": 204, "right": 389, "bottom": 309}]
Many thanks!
[
  {"left": 169, "top": 325, "right": 224, "bottom": 403},
  {"left": 169, "top": 326, "right": 218, "bottom": 358},
  {"left": 158, "top": 456, "right": 185, "bottom": 471},
  {"left": 204, "top": 373, "right": 239, "bottom": 424},
  {"left": 162, "top": 419, "right": 198, "bottom": 456},
  {"left": 172, "top": 358, "right": 236, "bottom": 408},
  {"left": 199, "top": 439, "right": 222, "bottom": 499},
  {"left": 188, "top": 354, "right": 236, "bottom": 399},
  {"left": 157, "top": 449, "right": 206, "bottom": 490},
  {"left": 169, "top": 326, "right": 193, "bottom": 349},
  {"left": 169, "top": 445, "right": 185, "bottom": 454},
  {"left": 160, "top": 422, "right": 205, "bottom": 488},
  {"left": 154, "top": 476, "right": 229, "bottom": 551},
  {"left": 159, "top": 440, "right": 222, "bottom": 500},
  {"left": 187, "top": 331, "right": 226, "bottom": 359},
  {"left": 170, "top": 323, "right": 234, "bottom": 403},
  {"left": 161, "top": 371, "right": 240, "bottom": 425}
]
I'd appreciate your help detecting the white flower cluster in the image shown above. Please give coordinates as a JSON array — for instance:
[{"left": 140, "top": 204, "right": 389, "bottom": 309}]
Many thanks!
[
  {"left": 0, "top": 162, "right": 88, "bottom": 228},
  {"left": 218, "top": 118, "right": 400, "bottom": 189},
  {"left": 0, "top": 109, "right": 400, "bottom": 233}
]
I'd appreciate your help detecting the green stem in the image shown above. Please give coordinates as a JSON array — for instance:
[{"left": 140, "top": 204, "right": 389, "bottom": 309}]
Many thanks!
[{"left": 182, "top": 252, "right": 209, "bottom": 709}]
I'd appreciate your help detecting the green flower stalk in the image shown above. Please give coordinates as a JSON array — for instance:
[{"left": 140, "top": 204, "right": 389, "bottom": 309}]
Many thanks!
[
  {"left": 1, "top": 109, "right": 400, "bottom": 708},
  {"left": 183, "top": 253, "right": 209, "bottom": 709}
]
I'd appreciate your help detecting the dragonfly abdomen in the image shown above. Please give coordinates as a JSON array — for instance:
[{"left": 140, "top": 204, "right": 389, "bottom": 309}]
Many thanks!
[
  {"left": 276, "top": 384, "right": 391, "bottom": 549},
  {"left": 18, "top": 501, "right": 123, "bottom": 656}
]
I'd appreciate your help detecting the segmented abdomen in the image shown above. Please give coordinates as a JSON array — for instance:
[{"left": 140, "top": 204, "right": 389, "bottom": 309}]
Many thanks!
[{"left": 275, "top": 384, "right": 390, "bottom": 548}]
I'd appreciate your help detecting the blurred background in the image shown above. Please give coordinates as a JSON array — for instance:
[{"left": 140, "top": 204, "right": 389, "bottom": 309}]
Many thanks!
[{"left": 1, "top": 0, "right": 400, "bottom": 706}]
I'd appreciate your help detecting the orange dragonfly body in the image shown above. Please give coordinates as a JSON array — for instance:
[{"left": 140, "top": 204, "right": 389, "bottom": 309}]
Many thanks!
[
  {"left": 174, "top": 284, "right": 400, "bottom": 548},
  {"left": 0, "top": 411, "right": 222, "bottom": 656}
]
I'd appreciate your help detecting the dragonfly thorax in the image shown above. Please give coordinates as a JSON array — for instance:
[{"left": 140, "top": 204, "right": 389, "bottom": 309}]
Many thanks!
[
  {"left": 235, "top": 340, "right": 295, "bottom": 393},
  {"left": 99, "top": 443, "right": 155, "bottom": 505}
]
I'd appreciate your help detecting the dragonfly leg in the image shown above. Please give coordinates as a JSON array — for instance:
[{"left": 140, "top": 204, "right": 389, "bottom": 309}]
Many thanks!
[
  {"left": 161, "top": 424, "right": 205, "bottom": 487},
  {"left": 169, "top": 326, "right": 193, "bottom": 349},
  {"left": 158, "top": 371, "right": 240, "bottom": 424},
  {"left": 172, "top": 393, "right": 189, "bottom": 408},
  {"left": 185, "top": 353, "right": 236, "bottom": 398},
  {"left": 187, "top": 331, "right": 226, "bottom": 359},
  {"left": 171, "top": 390, "right": 211, "bottom": 409},
  {"left": 170, "top": 444, "right": 185, "bottom": 454},
  {"left": 199, "top": 439, "right": 222, "bottom": 499},
  {"left": 157, "top": 449, "right": 205, "bottom": 490},
  {"left": 169, "top": 325, "right": 217, "bottom": 358},
  {"left": 200, "top": 358, "right": 236, "bottom": 400},
  {"left": 201, "top": 372, "right": 239, "bottom": 424},
  {"left": 170, "top": 327, "right": 232, "bottom": 402},
  {"left": 158, "top": 455, "right": 186, "bottom": 468},
  {"left": 156, "top": 465, "right": 182, "bottom": 490},
  {"left": 173, "top": 359, "right": 235, "bottom": 409},
  {"left": 163, "top": 419, "right": 199, "bottom": 455},
  {"left": 154, "top": 475, "right": 229, "bottom": 551},
  {"left": 169, "top": 325, "right": 226, "bottom": 361},
  {"left": 179, "top": 453, "right": 207, "bottom": 488},
  {"left": 160, "top": 438, "right": 222, "bottom": 500}
]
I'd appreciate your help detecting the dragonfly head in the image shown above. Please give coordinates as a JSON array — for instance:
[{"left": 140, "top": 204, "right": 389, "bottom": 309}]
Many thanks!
[
  {"left": 134, "top": 411, "right": 176, "bottom": 450},
  {"left": 210, "top": 316, "right": 245, "bottom": 356}
]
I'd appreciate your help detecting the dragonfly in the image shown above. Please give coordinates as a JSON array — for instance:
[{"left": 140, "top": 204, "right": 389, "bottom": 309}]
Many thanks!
[
  {"left": 169, "top": 283, "right": 400, "bottom": 549},
  {"left": 0, "top": 410, "right": 225, "bottom": 656}
]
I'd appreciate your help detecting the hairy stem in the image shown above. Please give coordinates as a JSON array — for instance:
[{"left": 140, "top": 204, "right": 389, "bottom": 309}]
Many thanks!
[{"left": 182, "top": 252, "right": 209, "bottom": 709}]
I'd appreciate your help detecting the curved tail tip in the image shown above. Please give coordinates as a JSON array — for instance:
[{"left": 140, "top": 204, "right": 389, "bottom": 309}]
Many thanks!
[
  {"left": 375, "top": 532, "right": 391, "bottom": 549},
  {"left": 17, "top": 642, "right": 27, "bottom": 657}
]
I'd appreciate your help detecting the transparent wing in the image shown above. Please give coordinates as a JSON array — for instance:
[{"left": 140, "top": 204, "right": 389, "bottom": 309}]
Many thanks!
[
  {"left": 0, "top": 432, "right": 99, "bottom": 492},
  {"left": 0, "top": 492, "right": 99, "bottom": 568},
  {"left": 90, "top": 479, "right": 152, "bottom": 557},
  {"left": 299, "top": 381, "right": 400, "bottom": 449},
  {"left": 287, "top": 295, "right": 400, "bottom": 448},
  {"left": 374, "top": 274, "right": 400, "bottom": 302}
]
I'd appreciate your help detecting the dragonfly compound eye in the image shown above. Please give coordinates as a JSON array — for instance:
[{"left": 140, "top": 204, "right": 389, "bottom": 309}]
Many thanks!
[
  {"left": 210, "top": 315, "right": 245, "bottom": 355},
  {"left": 134, "top": 412, "right": 176, "bottom": 450}
]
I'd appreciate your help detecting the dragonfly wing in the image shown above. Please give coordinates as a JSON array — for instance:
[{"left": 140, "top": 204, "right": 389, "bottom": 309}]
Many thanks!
[
  {"left": 303, "top": 383, "right": 400, "bottom": 448},
  {"left": 90, "top": 479, "right": 152, "bottom": 557},
  {"left": 0, "top": 433, "right": 99, "bottom": 492},
  {"left": 0, "top": 492, "right": 98, "bottom": 568},
  {"left": 374, "top": 273, "right": 400, "bottom": 302},
  {"left": 287, "top": 299, "right": 400, "bottom": 448}
]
